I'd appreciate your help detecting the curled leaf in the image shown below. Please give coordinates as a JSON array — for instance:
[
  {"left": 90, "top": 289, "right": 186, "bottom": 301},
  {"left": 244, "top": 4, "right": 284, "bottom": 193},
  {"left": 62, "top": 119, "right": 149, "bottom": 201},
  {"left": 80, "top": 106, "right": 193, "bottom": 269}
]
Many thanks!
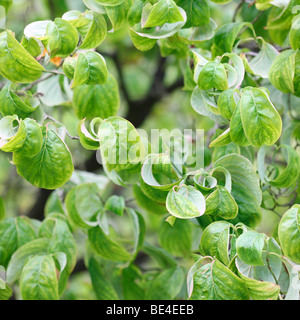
[{"left": 166, "top": 184, "right": 206, "bottom": 219}]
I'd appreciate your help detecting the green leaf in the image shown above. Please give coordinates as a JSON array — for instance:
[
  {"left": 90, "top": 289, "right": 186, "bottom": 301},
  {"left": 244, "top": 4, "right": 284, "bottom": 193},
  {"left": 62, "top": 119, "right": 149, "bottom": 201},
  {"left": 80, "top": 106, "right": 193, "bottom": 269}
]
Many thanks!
[
  {"left": 193, "top": 172, "right": 217, "bottom": 193},
  {"left": 0, "top": 84, "right": 40, "bottom": 118},
  {"left": 280, "top": 257, "right": 300, "bottom": 300},
  {"left": 0, "top": 30, "right": 44, "bottom": 83},
  {"left": 13, "top": 126, "right": 74, "bottom": 190},
  {"left": 258, "top": 144, "right": 300, "bottom": 188},
  {"left": 240, "top": 87, "right": 282, "bottom": 147},
  {"left": 222, "top": 53, "right": 245, "bottom": 89},
  {"left": 166, "top": 184, "right": 206, "bottom": 219},
  {"left": 217, "top": 88, "right": 239, "bottom": 120},
  {"left": 0, "top": 0, "right": 12, "bottom": 13},
  {"left": 130, "top": 5, "right": 186, "bottom": 39},
  {"left": 199, "top": 221, "right": 232, "bottom": 265},
  {"left": 94, "top": 0, "right": 125, "bottom": 5},
  {"left": 105, "top": 195, "right": 125, "bottom": 216},
  {"left": 77, "top": 117, "right": 101, "bottom": 151},
  {"left": 212, "top": 142, "right": 240, "bottom": 163},
  {"left": 209, "top": 0, "right": 232, "bottom": 3},
  {"left": 213, "top": 154, "right": 262, "bottom": 228},
  {"left": 21, "top": 36, "right": 42, "bottom": 57},
  {"left": 39, "top": 217, "right": 77, "bottom": 276},
  {"left": 145, "top": 266, "right": 184, "bottom": 300},
  {"left": 209, "top": 128, "right": 232, "bottom": 148},
  {"left": 211, "top": 166, "right": 232, "bottom": 192},
  {"left": 142, "top": 242, "right": 177, "bottom": 269},
  {"left": 190, "top": 258, "right": 250, "bottom": 300},
  {"left": 141, "top": 0, "right": 184, "bottom": 29},
  {"left": 133, "top": 183, "right": 167, "bottom": 215},
  {"left": 278, "top": 205, "right": 300, "bottom": 264},
  {"left": 45, "top": 191, "right": 65, "bottom": 216},
  {"left": 63, "top": 56, "right": 76, "bottom": 79},
  {"left": 122, "top": 264, "right": 144, "bottom": 300},
  {"left": 248, "top": 38, "right": 279, "bottom": 79},
  {"left": 23, "top": 20, "right": 50, "bottom": 40},
  {"left": 269, "top": 49, "right": 296, "bottom": 95},
  {"left": 126, "top": 208, "right": 146, "bottom": 257},
  {"left": 79, "top": 11, "right": 107, "bottom": 49},
  {"left": 205, "top": 185, "right": 238, "bottom": 220},
  {"left": 65, "top": 183, "right": 103, "bottom": 228},
  {"left": 236, "top": 231, "right": 266, "bottom": 266},
  {"left": 191, "top": 87, "right": 228, "bottom": 124},
  {"left": 99, "top": 117, "right": 145, "bottom": 186},
  {"left": 73, "top": 73, "right": 119, "bottom": 120},
  {"left": 230, "top": 101, "right": 250, "bottom": 146},
  {"left": 89, "top": 258, "right": 119, "bottom": 300},
  {"left": 83, "top": 0, "right": 106, "bottom": 13},
  {"left": 159, "top": 218, "right": 192, "bottom": 257},
  {"left": 46, "top": 18, "right": 78, "bottom": 58},
  {"left": 235, "top": 235, "right": 283, "bottom": 286},
  {"left": 0, "top": 283, "right": 12, "bottom": 300},
  {"left": 105, "top": 0, "right": 133, "bottom": 31},
  {"left": 20, "top": 255, "right": 59, "bottom": 300},
  {"left": 198, "top": 61, "right": 228, "bottom": 91},
  {"left": 72, "top": 51, "right": 108, "bottom": 88},
  {"left": 129, "top": 29, "right": 157, "bottom": 51},
  {"left": 290, "top": 15, "right": 300, "bottom": 50},
  {"left": 6, "top": 238, "right": 50, "bottom": 285},
  {"left": 37, "top": 74, "right": 71, "bottom": 107},
  {"left": 0, "top": 115, "right": 26, "bottom": 152},
  {"left": 139, "top": 177, "right": 169, "bottom": 203},
  {"left": 88, "top": 226, "right": 132, "bottom": 262},
  {"left": 212, "top": 22, "right": 255, "bottom": 58},
  {"left": 0, "top": 217, "right": 37, "bottom": 267},
  {"left": 17, "top": 118, "right": 43, "bottom": 156},
  {"left": 266, "top": 0, "right": 297, "bottom": 46},
  {"left": 236, "top": 257, "right": 280, "bottom": 300},
  {"left": 62, "top": 10, "right": 86, "bottom": 27},
  {"left": 176, "top": 0, "right": 210, "bottom": 28}
]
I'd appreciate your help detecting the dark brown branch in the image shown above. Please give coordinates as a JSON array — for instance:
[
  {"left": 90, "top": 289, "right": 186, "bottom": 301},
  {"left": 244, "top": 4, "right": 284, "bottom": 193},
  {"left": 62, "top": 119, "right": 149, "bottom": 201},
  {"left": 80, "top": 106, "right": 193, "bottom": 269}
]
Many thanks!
[
  {"left": 232, "top": 0, "right": 245, "bottom": 22},
  {"left": 47, "top": 0, "right": 68, "bottom": 20},
  {"left": 110, "top": 52, "right": 133, "bottom": 107},
  {"left": 126, "top": 56, "right": 183, "bottom": 128},
  {"left": 47, "top": 0, "right": 56, "bottom": 20},
  {"left": 27, "top": 189, "right": 53, "bottom": 220},
  {"left": 72, "top": 259, "right": 87, "bottom": 275}
]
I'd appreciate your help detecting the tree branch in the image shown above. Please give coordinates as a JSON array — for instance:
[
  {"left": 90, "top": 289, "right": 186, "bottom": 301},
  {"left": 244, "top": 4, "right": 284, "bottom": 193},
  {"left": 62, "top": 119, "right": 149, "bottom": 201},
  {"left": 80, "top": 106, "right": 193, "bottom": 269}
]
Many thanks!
[
  {"left": 126, "top": 56, "right": 183, "bottom": 127},
  {"left": 27, "top": 189, "right": 53, "bottom": 220},
  {"left": 232, "top": 0, "right": 245, "bottom": 22}
]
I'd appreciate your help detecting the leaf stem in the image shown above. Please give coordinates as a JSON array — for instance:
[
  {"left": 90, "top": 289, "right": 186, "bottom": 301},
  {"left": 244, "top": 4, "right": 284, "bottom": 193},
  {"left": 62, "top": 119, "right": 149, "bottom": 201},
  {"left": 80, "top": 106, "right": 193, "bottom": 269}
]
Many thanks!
[
  {"left": 23, "top": 74, "right": 54, "bottom": 91},
  {"left": 42, "top": 70, "right": 65, "bottom": 76},
  {"left": 266, "top": 253, "right": 279, "bottom": 286},
  {"left": 44, "top": 114, "right": 80, "bottom": 140}
]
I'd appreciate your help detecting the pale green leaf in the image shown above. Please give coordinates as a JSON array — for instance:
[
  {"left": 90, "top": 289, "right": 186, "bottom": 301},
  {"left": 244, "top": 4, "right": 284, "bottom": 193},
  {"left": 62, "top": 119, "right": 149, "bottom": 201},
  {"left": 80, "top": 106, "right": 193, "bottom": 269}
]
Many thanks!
[
  {"left": 13, "top": 126, "right": 74, "bottom": 190},
  {"left": 0, "top": 30, "right": 44, "bottom": 83}
]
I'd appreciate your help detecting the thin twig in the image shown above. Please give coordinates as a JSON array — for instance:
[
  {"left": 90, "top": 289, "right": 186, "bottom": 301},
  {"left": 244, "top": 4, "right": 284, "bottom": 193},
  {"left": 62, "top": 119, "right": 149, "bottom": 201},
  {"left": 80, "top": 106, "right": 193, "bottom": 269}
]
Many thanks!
[
  {"left": 251, "top": 11, "right": 264, "bottom": 25},
  {"left": 232, "top": 0, "right": 245, "bottom": 22},
  {"left": 23, "top": 74, "right": 54, "bottom": 91},
  {"left": 44, "top": 114, "right": 80, "bottom": 140},
  {"left": 43, "top": 70, "right": 65, "bottom": 76}
]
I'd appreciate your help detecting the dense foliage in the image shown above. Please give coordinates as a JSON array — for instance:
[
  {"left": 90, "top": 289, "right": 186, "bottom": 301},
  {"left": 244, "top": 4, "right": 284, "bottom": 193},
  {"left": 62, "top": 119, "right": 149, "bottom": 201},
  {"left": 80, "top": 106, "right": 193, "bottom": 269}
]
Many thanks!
[{"left": 0, "top": 0, "right": 299, "bottom": 301}]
